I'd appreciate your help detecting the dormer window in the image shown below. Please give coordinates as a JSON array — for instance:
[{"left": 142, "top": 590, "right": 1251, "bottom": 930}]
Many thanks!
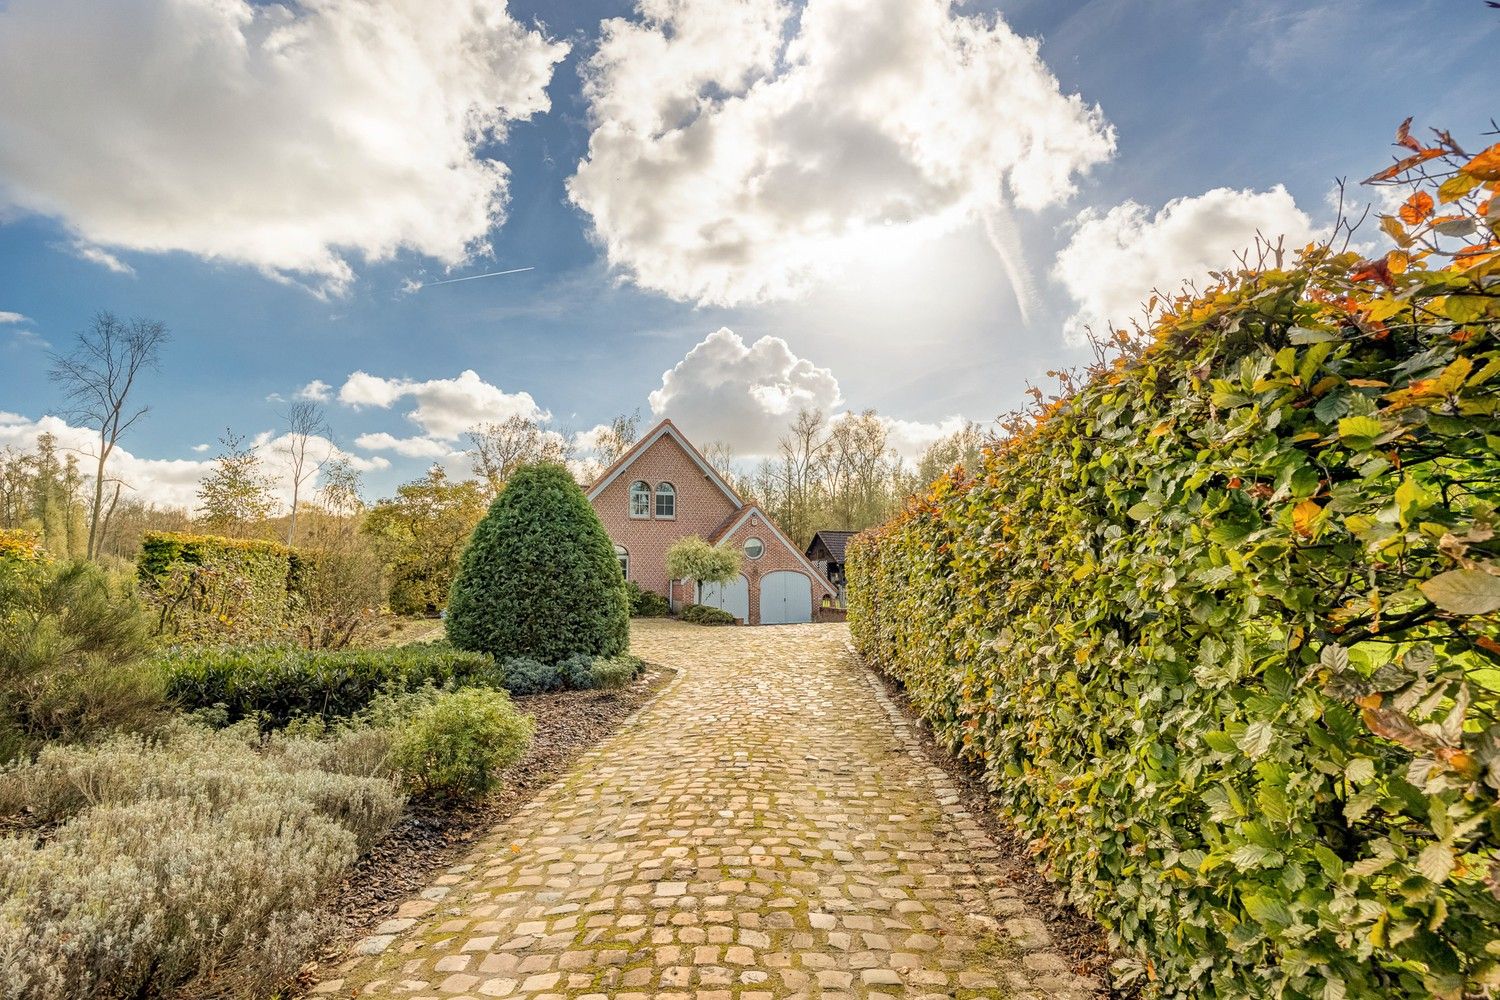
[
  {"left": 654, "top": 482, "right": 676, "bottom": 519},
  {"left": 629, "top": 481, "right": 651, "bottom": 518}
]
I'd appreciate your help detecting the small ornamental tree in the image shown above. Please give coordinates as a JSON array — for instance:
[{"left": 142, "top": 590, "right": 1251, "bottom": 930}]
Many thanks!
[
  {"left": 666, "top": 535, "right": 742, "bottom": 603},
  {"left": 446, "top": 463, "right": 628, "bottom": 663}
]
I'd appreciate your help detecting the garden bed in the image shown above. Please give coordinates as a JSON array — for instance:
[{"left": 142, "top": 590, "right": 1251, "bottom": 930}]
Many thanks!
[
  {"left": 296, "top": 663, "right": 675, "bottom": 991},
  {"left": 865, "top": 662, "right": 1126, "bottom": 997}
]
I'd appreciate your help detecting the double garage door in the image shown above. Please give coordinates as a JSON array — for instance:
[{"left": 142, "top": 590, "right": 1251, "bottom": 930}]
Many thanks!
[{"left": 699, "top": 571, "right": 813, "bottom": 625}]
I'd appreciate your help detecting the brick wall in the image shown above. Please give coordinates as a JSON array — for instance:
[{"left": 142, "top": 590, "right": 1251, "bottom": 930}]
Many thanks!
[{"left": 590, "top": 434, "right": 740, "bottom": 598}]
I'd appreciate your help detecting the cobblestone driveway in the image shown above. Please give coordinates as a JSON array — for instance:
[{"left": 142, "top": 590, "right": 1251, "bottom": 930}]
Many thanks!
[{"left": 318, "top": 620, "right": 1099, "bottom": 999}]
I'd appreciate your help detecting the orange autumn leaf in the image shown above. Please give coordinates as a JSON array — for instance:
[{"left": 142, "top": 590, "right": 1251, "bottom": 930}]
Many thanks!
[
  {"left": 1363, "top": 148, "right": 1445, "bottom": 184},
  {"left": 1292, "top": 499, "right": 1323, "bottom": 538},
  {"left": 1351, "top": 257, "right": 1395, "bottom": 287},
  {"left": 1464, "top": 143, "right": 1500, "bottom": 182},
  {"left": 1478, "top": 635, "right": 1500, "bottom": 656},
  {"left": 1399, "top": 191, "right": 1434, "bottom": 225}
]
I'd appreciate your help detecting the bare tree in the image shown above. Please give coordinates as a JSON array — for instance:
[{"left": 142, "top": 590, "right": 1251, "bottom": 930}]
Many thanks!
[
  {"left": 465, "top": 414, "right": 572, "bottom": 497},
  {"left": 775, "top": 408, "right": 830, "bottom": 545},
  {"left": 593, "top": 410, "right": 640, "bottom": 466},
  {"left": 281, "top": 400, "right": 330, "bottom": 544},
  {"left": 49, "top": 312, "right": 169, "bottom": 559},
  {"left": 700, "top": 440, "right": 739, "bottom": 484}
]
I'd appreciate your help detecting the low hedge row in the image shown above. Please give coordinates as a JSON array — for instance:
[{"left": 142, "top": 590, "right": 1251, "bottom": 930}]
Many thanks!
[
  {"left": 849, "top": 136, "right": 1500, "bottom": 997},
  {"left": 160, "top": 644, "right": 499, "bottom": 728}
]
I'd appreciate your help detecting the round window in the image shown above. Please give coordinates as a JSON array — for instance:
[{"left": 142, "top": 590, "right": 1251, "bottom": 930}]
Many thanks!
[{"left": 744, "top": 537, "right": 764, "bottom": 559}]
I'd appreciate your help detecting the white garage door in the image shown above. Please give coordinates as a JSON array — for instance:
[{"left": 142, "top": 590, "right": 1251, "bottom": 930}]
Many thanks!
[
  {"left": 699, "top": 574, "right": 749, "bottom": 622},
  {"left": 760, "top": 571, "right": 812, "bottom": 625}
]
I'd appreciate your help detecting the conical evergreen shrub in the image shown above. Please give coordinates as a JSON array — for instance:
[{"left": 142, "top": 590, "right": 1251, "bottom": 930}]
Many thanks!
[{"left": 446, "top": 463, "right": 628, "bottom": 663}]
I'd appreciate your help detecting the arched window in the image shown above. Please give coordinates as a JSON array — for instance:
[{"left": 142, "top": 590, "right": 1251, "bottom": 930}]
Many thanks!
[
  {"left": 628, "top": 481, "right": 650, "bottom": 518},
  {"left": 654, "top": 482, "right": 676, "bottom": 518},
  {"left": 614, "top": 544, "right": 629, "bottom": 579},
  {"left": 744, "top": 537, "right": 764, "bottom": 560}
]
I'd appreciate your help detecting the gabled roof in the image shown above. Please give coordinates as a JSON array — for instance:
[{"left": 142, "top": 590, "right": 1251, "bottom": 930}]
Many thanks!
[
  {"left": 806, "top": 530, "right": 856, "bottom": 563},
  {"left": 706, "top": 506, "right": 749, "bottom": 544},
  {"left": 585, "top": 418, "right": 744, "bottom": 507},
  {"left": 712, "top": 505, "right": 837, "bottom": 597}
]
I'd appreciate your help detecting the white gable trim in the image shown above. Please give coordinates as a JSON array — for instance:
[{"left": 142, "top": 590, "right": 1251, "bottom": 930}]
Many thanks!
[
  {"left": 586, "top": 421, "right": 742, "bottom": 507},
  {"left": 716, "top": 506, "right": 837, "bottom": 597}
]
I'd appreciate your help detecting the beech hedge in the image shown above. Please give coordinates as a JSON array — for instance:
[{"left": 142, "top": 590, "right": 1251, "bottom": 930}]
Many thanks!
[
  {"left": 849, "top": 130, "right": 1500, "bottom": 998},
  {"left": 137, "top": 531, "right": 301, "bottom": 641}
]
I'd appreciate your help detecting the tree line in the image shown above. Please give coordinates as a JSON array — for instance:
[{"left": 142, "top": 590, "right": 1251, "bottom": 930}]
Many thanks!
[{"left": 5, "top": 310, "right": 992, "bottom": 613}]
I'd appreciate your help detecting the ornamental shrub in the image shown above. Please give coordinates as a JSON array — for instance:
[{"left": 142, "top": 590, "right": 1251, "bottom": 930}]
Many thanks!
[
  {"left": 586, "top": 655, "right": 642, "bottom": 690},
  {"left": 625, "top": 580, "right": 670, "bottom": 617},
  {"left": 849, "top": 126, "right": 1500, "bottom": 999},
  {"left": 0, "top": 722, "right": 404, "bottom": 849},
  {"left": 386, "top": 688, "right": 533, "bottom": 798},
  {"left": 496, "top": 656, "right": 564, "bottom": 696},
  {"left": 159, "top": 643, "right": 500, "bottom": 729},
  {"left": 679, "top": 603, "right": 736, "bottom": 626},
  {"left": 446, "top": 462, "right": 629, "bottom": 662},
  {"left": 0, "top": 722, "right": 405, "bottom": 1000},
  {"left": 0, "top": 795, "right": 351, "bottom": 1000}
]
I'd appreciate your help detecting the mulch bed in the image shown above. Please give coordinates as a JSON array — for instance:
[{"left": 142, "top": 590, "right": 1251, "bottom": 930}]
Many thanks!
[
  {"left": 297, "top": 664, "right": 676, "bottom": 989},
  {"left": 866, "top": 664, "right": 1131, "bottom": 998}
]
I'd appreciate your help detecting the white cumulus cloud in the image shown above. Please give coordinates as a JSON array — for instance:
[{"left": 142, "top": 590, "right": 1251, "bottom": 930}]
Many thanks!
[
  {"left": 337, "top": 369, "right": 549, "bottom": 453},
  {"left": 0, "top": 0, "right": 567, "bottom": 295},
  {"left": 648, "top": 328, "right": 843, "bottom": 454},
  {"left": 1053, "top": 185, "right": 1319, "bottom": 344},
  {"left": 352, "top": 432, "right": 457, "bottom": 459},
  {"left": 0, "top": 311, "right": 29, "bottom": 324},
  {"left": 569, "top": 0, "right": 1114, "bottom": 308},
  {"left": 868, "top": 414, "right": 970, "bottom": 462},
  {"left": 295, "top": 380, "right": 333, "bottom": 403}
]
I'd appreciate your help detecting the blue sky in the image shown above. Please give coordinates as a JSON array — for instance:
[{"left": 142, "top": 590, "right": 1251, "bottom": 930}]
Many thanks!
[{"left": 0, "top": 0, "right": 1495, "bottom": 506}]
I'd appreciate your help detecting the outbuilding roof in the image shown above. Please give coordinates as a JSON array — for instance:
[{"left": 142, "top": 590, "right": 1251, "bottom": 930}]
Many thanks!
[{"left": 805, "top": 530, "right": 856, "bottom": 564}]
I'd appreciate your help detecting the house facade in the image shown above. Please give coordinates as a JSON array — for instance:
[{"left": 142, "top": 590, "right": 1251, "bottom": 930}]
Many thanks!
[{"left": 586, "top": 419, "right": 836, "bottom": 625}]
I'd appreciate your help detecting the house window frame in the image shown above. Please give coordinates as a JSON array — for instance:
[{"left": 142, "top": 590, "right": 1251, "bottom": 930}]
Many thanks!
[
  {"left": 628, "top": 481, "right": 651, "bottom": 519},
  {"left": 744, "top": 536, "right": 765, "bottom": 560},
  {"left": 614, "top": 544, "right": 629, "bottom": 579},
  {"left": 654, "top": 482, "right": 676, "bottom": 519}
]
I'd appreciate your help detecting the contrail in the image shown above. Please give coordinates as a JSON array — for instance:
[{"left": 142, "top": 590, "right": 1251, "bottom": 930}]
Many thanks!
[
  {"left": 981, "top": 205, "right": 1037, "bottom": 326},
  {"left": 413, "top": 266, "right": 534, "bottom": 289}
]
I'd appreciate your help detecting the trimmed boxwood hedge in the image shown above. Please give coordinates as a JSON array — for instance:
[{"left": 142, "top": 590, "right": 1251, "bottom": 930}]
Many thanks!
[
  {"left": 446, "top": 463, "right": 629, "bottom": 663},
  {"left": 160, "top": 644, "right": 499, "bottom": 729},
  {"left": 849, "top": 137, "right": 1500, "bottom": 998}
]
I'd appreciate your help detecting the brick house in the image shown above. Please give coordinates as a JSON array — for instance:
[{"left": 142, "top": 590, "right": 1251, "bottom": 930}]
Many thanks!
[{"left": 586, "top": 419, "right": 836, "bottom": 624}]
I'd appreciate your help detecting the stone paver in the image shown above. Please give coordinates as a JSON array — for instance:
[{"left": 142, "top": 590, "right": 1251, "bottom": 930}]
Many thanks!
[{"left": 322, "top": 620, "right": 1100, "bottom": 999}]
